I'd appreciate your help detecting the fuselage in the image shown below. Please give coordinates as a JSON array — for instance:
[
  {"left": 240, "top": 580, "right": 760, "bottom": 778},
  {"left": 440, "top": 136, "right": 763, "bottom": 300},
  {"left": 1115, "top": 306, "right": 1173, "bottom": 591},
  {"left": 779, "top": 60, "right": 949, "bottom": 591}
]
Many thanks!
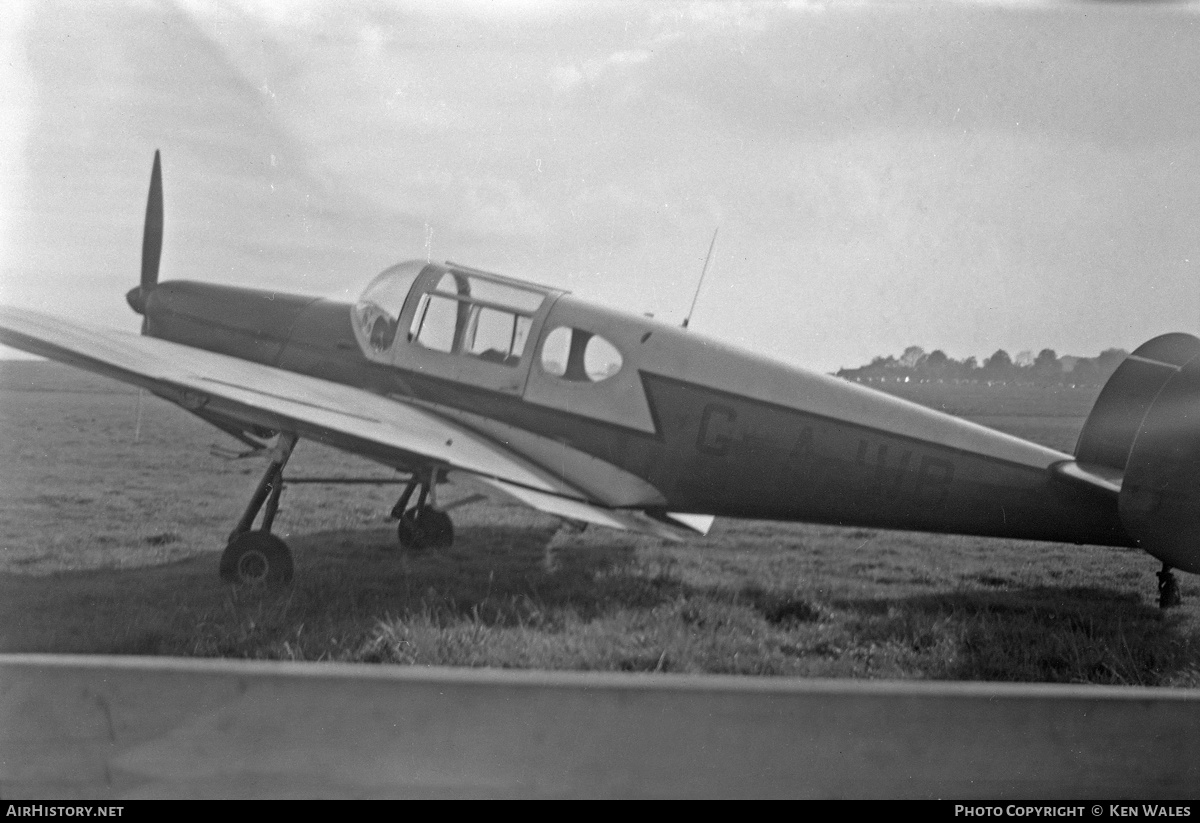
[{"left": 140, "top": 262, "right": 1133, "bottom": 550}]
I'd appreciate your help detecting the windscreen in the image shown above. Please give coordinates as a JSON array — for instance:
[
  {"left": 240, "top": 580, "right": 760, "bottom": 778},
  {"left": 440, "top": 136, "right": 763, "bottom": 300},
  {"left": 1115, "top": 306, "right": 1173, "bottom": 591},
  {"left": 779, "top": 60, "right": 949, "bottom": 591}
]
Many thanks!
[{"left": 353, "top": 260, "right": 428, "bottom": 355}]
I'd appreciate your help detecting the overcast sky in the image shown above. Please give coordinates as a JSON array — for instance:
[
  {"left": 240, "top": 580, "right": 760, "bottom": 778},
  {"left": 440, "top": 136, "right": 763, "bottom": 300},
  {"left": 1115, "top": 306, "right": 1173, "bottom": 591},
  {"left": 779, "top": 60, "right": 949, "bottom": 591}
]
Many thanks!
[{"left": 2, "top": 0, "right": 1198, "bottom": 372}]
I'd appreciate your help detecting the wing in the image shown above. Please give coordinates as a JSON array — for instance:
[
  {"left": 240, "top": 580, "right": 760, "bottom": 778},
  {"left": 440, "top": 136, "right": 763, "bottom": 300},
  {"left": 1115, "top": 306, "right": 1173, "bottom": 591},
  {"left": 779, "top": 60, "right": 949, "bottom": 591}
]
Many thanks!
[{"left": 0, "top": 307, "right": 708, "bottom": 539}]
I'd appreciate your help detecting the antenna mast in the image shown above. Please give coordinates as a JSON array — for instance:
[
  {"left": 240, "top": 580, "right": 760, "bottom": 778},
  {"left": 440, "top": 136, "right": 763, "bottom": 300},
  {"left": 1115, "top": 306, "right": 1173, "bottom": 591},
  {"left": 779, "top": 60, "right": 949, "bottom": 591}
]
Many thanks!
[{"left": 683, "top": 227, "right": 719, "bottom": 330}]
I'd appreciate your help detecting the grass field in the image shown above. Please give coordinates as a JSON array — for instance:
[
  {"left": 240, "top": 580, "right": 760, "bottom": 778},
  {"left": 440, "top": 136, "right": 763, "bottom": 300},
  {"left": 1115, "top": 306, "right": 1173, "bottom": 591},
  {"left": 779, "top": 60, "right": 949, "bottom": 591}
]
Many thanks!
[{"left": 2, "top": 361, "right": 1198, "bottom": 685}]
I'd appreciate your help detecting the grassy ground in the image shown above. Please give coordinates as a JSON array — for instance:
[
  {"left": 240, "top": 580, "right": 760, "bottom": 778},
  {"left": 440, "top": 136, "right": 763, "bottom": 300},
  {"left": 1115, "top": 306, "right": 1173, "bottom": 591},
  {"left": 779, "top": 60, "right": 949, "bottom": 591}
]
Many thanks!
[{"left": 2, "top": 361, "right": 1198, "bottom": 685}]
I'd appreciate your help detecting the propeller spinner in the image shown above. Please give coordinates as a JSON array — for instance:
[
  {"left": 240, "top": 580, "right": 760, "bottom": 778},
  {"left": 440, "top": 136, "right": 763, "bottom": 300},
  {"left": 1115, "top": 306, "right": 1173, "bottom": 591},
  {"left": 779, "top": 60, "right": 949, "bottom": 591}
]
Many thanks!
[{"left": 126, "top": 150, "right": 163, "bottom": 315}]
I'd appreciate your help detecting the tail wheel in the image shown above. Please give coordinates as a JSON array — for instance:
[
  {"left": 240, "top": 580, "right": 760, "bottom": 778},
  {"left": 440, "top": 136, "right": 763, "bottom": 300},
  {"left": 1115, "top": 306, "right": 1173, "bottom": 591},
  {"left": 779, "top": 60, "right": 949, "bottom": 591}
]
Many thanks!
[
  {"left": 397, "top": 509, "right": 454, "bottom": 551},
  {"left": 220, "top": 530, "right": 294, "bottom": 584},
  {"left": 1158, "top": 566, "right": 1182, "bottom": 609}
]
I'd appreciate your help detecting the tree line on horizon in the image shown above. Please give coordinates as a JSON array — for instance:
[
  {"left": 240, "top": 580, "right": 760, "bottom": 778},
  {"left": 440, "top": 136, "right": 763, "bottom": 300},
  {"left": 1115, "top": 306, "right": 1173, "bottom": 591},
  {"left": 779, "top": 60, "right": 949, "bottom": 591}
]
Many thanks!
[{"left": 836, "top": 345, "right": 1129, "bottom": 387}]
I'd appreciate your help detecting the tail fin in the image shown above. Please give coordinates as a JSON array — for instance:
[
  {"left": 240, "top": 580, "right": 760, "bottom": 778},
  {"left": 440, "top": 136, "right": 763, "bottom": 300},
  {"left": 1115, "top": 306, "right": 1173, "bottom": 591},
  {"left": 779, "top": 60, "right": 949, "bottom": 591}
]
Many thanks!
[
  {"left": 1070, "top": 332, "right": 1200, "bottom": 573},
  {"left": 1074, "top": 332, "right": 1200, "bottom": 471}
]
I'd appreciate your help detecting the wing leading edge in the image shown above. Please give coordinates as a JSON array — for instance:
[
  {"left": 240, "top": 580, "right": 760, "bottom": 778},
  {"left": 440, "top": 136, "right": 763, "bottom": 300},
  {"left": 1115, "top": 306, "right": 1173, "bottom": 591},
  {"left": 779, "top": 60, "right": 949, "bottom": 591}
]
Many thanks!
[{"left": 0, "top": 307, "right": 702, "bottom": 537}]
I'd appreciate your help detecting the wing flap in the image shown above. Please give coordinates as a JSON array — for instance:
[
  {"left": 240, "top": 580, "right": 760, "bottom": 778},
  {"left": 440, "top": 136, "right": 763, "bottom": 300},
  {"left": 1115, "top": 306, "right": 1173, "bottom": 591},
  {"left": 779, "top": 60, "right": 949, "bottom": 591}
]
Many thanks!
[
  {"left": 456, "top": 475, "right": 711, "bottom": 541},
  {"left": 655, "top": 512, "right": 716, "bottom": 536}
]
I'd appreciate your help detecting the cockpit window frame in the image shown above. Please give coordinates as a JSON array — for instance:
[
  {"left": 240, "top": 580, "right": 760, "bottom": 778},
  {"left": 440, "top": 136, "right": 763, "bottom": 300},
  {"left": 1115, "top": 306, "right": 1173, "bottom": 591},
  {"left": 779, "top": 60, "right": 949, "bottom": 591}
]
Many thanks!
[
  {"left": 408, "top": 270, "right": 545, "bottom": 364},
  {"left": 383, "top": 262, "right": 566, "bottom": 396}
]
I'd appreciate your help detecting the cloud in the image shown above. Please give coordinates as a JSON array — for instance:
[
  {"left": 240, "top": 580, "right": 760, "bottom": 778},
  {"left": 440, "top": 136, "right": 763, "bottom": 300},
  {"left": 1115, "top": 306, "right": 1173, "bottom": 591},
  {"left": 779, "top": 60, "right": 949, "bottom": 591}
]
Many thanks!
[
  {"left": 548, "top": 47, "right": 655, "bottom": 95},
  {"left": 10, "top": 0, "right": 1198, "bottom": 371},
  {"left": 609, "top": 48, "right": 652, "bottom": 66},
  {"left": 0, "top": 0, "right": 34, "bottom": 304},
  {"left": 549, "top": 64, "right": 584, "bottom": 93},
  {"left": 459, "top": 176, "right": 551, "bottom": 239},
  {"left": 649, "top": 4, "right": 1200, "bottom": 149}
]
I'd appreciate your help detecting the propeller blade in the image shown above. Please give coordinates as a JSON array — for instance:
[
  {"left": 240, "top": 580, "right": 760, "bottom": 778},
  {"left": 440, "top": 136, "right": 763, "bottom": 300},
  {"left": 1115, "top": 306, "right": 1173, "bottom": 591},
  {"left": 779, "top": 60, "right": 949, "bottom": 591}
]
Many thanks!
[
  {"left": 129, "top": 151, "right": 163, "bottom": 315},
  {"left": 140, "top": 150, "right": 163, "bottom": 293}
]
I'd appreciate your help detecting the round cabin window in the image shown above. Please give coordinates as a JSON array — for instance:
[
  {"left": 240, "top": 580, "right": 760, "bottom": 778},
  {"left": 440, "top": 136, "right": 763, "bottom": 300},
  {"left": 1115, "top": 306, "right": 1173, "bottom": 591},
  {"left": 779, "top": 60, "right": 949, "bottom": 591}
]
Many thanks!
[{"left": 540, "top": 327, "right": 623, "bottom": 382}]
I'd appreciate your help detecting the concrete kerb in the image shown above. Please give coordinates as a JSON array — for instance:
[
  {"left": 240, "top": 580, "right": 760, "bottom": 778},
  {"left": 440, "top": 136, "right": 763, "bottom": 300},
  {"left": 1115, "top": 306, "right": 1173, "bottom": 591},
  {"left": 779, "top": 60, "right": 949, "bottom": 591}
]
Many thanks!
[{"left": 1, "top": 654, "right": 1198, "bottom": 799}]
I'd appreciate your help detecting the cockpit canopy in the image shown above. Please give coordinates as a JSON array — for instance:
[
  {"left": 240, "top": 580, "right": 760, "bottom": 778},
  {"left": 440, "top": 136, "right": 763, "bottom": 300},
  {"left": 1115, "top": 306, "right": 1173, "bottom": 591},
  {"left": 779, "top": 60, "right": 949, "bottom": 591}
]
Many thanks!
[
  {"left": 354, "top": 260, "right": 555, "bottom": 360},
  {"left": 409, "top": 269, "right": 546, "bottom": 366},
  {"left": 352, "top": 261, "right": 565, "bottom": 395},
  {"left": 352, "top": 260, "right": 643, "bottom": 421}
]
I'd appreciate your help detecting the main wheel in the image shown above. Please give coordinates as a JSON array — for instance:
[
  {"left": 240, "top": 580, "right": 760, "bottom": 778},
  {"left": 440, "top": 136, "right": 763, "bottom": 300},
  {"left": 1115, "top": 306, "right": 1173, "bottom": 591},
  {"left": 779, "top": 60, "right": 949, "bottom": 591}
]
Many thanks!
[
  {"left": 397, "top": 508, "right": 454, "bottom": 551},
  {"left": 220, "top": 530, "right": 294, "bottom": 584},
  {"left": 1158, "top": 567, "right": 1182, "bottom": 609}
]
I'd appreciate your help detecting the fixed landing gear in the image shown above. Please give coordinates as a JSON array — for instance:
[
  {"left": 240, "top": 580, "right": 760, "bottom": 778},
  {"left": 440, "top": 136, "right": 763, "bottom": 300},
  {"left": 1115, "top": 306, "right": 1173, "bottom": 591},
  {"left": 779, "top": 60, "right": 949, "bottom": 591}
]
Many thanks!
[
  {"left": 1157, "top": 564, "right": 1182, "bottom": 609},
  {"left": 397, "top": 509, "right": 454, "bottom": 550},
  {"left": 215, "top": 438, "right": 456, "bottom": 580},
  {"left": 390, "top": 468, "right": 454, "bottom": 551},
  {"left": 219, "top": 433, "right": 297, "bottom": 585},
  {"left": 220, "top": 531, "right": 292, "bottom": 585}
]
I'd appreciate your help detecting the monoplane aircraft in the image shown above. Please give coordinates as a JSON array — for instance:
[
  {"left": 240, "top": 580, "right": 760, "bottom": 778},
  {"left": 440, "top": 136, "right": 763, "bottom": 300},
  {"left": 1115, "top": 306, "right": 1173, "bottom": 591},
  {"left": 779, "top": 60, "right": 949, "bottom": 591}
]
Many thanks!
[{"left": 2, "top": 153, "right": 1197, "bottom": 607}]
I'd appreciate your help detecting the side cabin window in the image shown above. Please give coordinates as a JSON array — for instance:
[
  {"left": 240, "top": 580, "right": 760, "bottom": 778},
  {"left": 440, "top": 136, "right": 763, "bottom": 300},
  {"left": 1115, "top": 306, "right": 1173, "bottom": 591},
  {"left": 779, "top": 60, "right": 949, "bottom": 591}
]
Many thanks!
[
  {"left": 409, "top": 272, "right": 542, "bottom": 367},
  {"left": 540, "top": 326, "right": 623, "bottom": 382}
]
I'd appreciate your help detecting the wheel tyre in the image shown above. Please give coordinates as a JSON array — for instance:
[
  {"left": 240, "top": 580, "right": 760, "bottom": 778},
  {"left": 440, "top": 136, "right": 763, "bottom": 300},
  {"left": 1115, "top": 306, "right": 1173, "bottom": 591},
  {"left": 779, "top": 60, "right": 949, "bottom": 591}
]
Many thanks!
[
  {"left": 220, "top": 530, "right": 294, "bottom": 585},
  {"left": 397, "top": 511, "right": 421, "bottom": 550},
  {"left": 419, "top": 509, "right": 454, "bottom": 550},
  {"left": 396, "top": 509, "right": 454, "bottom": 551},
  {"left": 1160, "top": 578, "right": 1182, "bottom": 609}
]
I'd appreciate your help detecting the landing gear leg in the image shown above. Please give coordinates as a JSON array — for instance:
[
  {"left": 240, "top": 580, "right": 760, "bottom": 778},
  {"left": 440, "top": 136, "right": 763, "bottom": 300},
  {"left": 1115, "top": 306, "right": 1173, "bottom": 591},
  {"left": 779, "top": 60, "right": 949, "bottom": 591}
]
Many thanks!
[
  {"left": 392, "top": 467, "right": 454, "bottom": 551},
  {"left": 219, "top": 433, "right": 297, "bottom": 584},
  {"left": 1157, "top": 564, "right": 1182, "bottom": 609}
]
